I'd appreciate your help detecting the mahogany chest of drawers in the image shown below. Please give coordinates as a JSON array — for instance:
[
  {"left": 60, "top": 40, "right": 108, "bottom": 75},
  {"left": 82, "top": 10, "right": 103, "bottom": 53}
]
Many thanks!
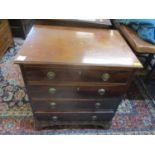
[
  {"left": 14, "top": 25, "right": 142, "bottom": 129},
  {"left": 0, "top": 19, "right": 13, "bottom": 58}
]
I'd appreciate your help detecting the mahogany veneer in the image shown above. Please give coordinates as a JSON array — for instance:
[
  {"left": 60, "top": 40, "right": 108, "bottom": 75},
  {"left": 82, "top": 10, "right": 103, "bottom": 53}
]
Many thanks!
[{"left": 14, "top": 25, "right": 142, "bottom": 129}]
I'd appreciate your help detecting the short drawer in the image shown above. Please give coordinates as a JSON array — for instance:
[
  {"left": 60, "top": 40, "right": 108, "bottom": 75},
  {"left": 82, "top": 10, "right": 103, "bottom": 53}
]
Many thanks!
[
  {"left": 31, "top": 98, "right": 121, "bottom": 111},
  {"left": 34, "top": 110, "right": 115, "bottom": 122},
  {"left": 24, "top": 66, "right": 131, "bottom": 83},
  {"left": 28, "top": 85, "right": 126, "bottom": 99}
]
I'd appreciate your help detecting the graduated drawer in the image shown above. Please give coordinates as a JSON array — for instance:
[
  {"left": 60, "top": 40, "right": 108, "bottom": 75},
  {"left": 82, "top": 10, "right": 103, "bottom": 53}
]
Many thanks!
[
  {"left": 28, "top": 84, "right": 126, "bottom": 99},
  {"left": 31, "top": 98, "right": 121, "bottom": 111},
  {"left": 34, "top": 110, "right": 115, "bottom": 122},
  {"left": 24, "top": 66, "right": 131, "bottom": 83}
]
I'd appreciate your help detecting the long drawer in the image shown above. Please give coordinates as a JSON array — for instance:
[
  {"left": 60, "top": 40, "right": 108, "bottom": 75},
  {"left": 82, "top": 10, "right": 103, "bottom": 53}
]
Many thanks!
[
  {"left": 34, "top": 110, "right": 115, "bottom": 121},
  {"left": 31, "top": 98, "right": 121, "bottom": 111},
  {"left": 28, "top": 85, "right": 126, "bottom": 99},
  {"left": 24, "top": 66, "right": 132, "bottom": 84}
]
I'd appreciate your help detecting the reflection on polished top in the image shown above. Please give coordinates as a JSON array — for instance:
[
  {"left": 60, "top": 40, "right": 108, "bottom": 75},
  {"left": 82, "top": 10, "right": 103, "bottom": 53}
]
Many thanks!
[{"left": 14, "top": 25, "right": 142, "bottom": 68}]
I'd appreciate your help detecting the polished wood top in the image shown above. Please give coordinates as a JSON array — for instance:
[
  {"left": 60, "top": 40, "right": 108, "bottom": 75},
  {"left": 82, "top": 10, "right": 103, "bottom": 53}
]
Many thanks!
[
  {"left": 118, "top": 24, "right": 155, "bottom": 54},
  {"left": 14, "top": 25, "right": 142, "bottom": 68}
]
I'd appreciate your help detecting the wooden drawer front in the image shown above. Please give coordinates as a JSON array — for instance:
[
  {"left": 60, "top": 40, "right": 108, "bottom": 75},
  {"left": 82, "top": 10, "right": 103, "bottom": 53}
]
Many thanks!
[
  {"left": 34, "top": 111, "right": 115, "bottom": 122},
  {"left": 28, "top": 85, "right": 125, "bottom": 99},
  {"left": 31, "top": 98, "right": 121, "bottom": 111},
  {"left": 24, "top": 66, "right": 131, "bottom": 83}
]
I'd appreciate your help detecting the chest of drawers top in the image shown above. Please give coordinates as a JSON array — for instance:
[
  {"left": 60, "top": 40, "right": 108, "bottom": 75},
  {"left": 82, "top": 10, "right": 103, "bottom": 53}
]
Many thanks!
[{"left": 14, "top": 25, "right": 142, "bottom": 69}]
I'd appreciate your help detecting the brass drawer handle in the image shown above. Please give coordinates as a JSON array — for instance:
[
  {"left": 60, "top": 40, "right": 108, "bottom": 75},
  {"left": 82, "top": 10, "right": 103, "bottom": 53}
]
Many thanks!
[
  {"left": 95, "top": 102, "right": 101, "bottom": 108},
  {"left": 47, "top": 71, "right": 56, "bottom": 79},
  {"left": 101, "top": 73, "right": 110, "bottom": 81},
  {"left": 49, "top": 88, "right": 56, "bottom": 94},
  {"left": 98, "top": 88, "right": 106, "bottom": 96},
  {"left": 77, "top": 87, "right": 80, "bottom": 92},
  {"left": 78, "top": 71, "right": 82, "bottom": 75},
  {"left": 52, "top": 116, "right": 58, "bottom": 121},
  {"left": 92, "top": 115, "right": 97, "bottom": 121},
  {"left": 50, "top": 102, "right": 56, "bottom": 108}
]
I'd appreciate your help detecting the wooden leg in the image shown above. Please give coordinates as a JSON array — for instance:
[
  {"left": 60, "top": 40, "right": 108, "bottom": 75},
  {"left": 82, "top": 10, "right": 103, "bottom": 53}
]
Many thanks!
[
  {"left": 34, "top": 119, "right": 42, "bottom": 130},
  {"left": 145, "top": 63, "right": 155, "bottom": 82},
  {"left": 144, "top": 53, "right": 154, "bottom": 69},
  {"left": 102, "top": 121, "right": 112, "bottom": 129}
]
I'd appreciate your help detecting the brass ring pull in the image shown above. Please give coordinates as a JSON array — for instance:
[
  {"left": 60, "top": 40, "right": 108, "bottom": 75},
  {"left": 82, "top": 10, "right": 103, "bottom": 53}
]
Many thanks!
[
  {"left": 98, "top": 88, "right": 106, "bottom": 96},
  {"left": 95, "top": 102, "right": 101, "bottom": 108},
  {"left": 49, "top": 88, "right": 56, "bottom": 94},
  {"left": 52, "top": 116, "right": 58, "bottom": 121},
  {"left": 92, "top": 115, "right": 97, "bottom": 121},
  {"left": 50, "top": 102, "right": 56, "bottom": 108},
  {"left": 47, "top": 71, "right": 56, "bottom": 80},
  {"left": 77, "top": 87, "right": 80, "bottom": 92},
  {"left": 78, "top": 71, "right": 82, "bottom": 75},
  {"left": 101, "top": 73, "right": 110, "bottom": 81}
]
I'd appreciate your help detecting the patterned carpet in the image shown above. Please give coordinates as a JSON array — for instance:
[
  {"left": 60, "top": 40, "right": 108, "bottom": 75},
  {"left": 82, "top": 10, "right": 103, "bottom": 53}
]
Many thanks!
[{"left": 0, "top": 38, "right": 155, "bottom": 134}]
